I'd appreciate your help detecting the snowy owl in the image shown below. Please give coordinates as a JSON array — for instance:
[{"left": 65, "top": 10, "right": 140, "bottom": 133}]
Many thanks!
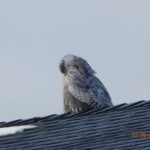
[{"left": 59, "top": 55, "right": 113, "bottom": 113}]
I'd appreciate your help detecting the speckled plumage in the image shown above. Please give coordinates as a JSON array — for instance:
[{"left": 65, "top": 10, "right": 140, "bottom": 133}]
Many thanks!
[{"left": 59, "top": 55, "right": 113, "bottom": 113}]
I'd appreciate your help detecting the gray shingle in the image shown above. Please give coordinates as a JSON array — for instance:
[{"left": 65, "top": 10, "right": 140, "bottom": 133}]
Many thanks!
[{"left": 0, "top": 100, "right": 150, "bottom": 150}]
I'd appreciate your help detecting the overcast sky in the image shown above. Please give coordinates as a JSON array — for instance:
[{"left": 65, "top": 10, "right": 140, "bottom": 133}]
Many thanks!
[{"left": 0, "top": 0, "right": 150, "bottom": 121}]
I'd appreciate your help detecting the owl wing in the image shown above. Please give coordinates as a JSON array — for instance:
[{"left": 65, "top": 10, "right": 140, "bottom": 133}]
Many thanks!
[
  {"left": 68, "top": 76, "right": 113, "bottom": 107},
  {"left": 87, "top": 76, "right": 113, "bottom": 107}
]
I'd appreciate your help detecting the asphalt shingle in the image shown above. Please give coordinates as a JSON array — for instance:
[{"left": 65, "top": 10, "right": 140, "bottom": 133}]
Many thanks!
[{"left": 0, "top": 100, "right": 150, "bottom": 150}]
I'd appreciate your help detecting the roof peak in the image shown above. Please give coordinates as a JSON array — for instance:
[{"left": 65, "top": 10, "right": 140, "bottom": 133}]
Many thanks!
[{"left": 0, "top": 100, "right": 150, "bottom": 128}]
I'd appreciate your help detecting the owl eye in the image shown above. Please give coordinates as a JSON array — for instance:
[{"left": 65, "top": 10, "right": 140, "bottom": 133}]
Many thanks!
[
  {"left": 69, "top": 71, "right": 74, "bottom": 75},
  {"left": 74, "top": 65, "right": 79, "bottom": 69}
]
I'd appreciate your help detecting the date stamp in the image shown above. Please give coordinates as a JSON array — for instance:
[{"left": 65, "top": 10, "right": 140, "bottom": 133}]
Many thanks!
[{"left": 132, "top": 131, "right": 150, "bottom": 138}]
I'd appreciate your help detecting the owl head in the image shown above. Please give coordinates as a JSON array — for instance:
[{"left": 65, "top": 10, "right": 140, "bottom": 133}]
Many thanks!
[{"left": 59, "top": 54, "right": 95, "bottom": 76}]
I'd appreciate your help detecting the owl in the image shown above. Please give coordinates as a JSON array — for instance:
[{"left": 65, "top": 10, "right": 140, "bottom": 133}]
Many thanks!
[{"left": 59, "top": 55, "right": 113, "bottom": 113}]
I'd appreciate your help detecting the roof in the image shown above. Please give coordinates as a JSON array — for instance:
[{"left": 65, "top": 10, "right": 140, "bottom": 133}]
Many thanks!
[{"left": 0, "top": 100, "right": 150, "bottom": 150}]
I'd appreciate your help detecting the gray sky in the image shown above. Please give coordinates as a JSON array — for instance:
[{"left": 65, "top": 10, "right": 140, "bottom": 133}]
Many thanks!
[{"left": 0, "top": 0, "right": 150, "bottom": 121}]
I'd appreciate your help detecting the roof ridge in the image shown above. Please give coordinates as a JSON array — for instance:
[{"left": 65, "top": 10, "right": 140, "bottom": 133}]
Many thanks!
[{"left": 0, "top": 100, "right": 150, "bottom": 127}]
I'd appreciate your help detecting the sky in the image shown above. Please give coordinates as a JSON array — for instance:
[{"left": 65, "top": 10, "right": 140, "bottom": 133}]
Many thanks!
[{"left": 0, "top": 0, "right": 150, "bottom": 121}]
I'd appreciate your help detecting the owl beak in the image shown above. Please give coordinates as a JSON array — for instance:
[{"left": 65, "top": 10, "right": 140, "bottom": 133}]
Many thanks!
[{"left": 59, "top": 60, "right": 66, "bottom": 74}]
